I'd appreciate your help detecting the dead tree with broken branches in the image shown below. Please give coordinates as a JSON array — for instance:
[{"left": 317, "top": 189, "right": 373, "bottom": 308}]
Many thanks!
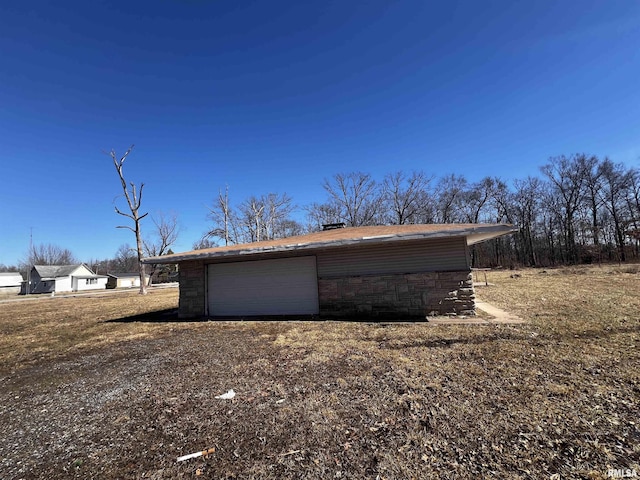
[{"left": 111, "top": 145, "right": 149, "bottom": 295}]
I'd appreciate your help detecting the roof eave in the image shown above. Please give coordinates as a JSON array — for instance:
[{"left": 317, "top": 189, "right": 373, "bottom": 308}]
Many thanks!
[
  {"left": 142, "top": 225, "right": 519, "bottom": 264},
  {"left": 466, "top": 225, "right": 520, "bottom": 245}
]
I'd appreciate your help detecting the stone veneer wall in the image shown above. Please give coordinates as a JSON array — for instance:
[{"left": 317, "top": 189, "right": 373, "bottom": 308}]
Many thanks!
[
  {"left": 178, "top": 261, "right": 206, "bottom": 318},
  {"left": 318, "top": 271, "right": 475, "bottom": 319},
  {"left": 177, "top": 260, "right": 474, "bottom": 319}
]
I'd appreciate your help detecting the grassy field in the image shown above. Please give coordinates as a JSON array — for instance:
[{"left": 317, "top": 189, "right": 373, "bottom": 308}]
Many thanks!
[{"left": 0, "top": 266, "right": 638, "bottom": 479}]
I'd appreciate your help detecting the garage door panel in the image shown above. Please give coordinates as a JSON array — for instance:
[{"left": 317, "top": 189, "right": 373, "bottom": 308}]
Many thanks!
[{"left": 208, "top": 256, "right": 319, "bottom": 316}]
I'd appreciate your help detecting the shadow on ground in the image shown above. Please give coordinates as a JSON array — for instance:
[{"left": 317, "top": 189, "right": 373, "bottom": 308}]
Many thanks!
[
  {"left": 104, "top": 308, "right": 187, "bottom": 323},
  {"left": 104, "top": 312, "right": 501, "bottom": 325}
]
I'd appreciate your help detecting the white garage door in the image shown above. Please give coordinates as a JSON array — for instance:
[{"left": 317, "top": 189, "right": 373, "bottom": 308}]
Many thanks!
[{"left": 207, "top": 256, "right": 319, "bottom": 316}]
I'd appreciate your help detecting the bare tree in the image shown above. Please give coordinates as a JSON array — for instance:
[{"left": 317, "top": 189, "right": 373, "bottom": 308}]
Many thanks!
[
  {"left": 0, "top": 263, "right": 20, "bottom": 273},
  {"left": 460, "top": 177, "right": 503, "bottom": 267},
  {"left": 239, "top": 195, "right": 266, "bottom": 242},
  {"left": 204, "top": 186, "right": 238, "bottom": 246},
  {"left": 277, "top": 218, "right": 305, "bottom": 238},
  {"left": 382, "top": 171, "right": 434, "bottom": 224},
  {"left": 540, "top": 155, "right": 590, "bottom": 263},
  {"left": 434, "top": 174, "right": 467, "bottom": 223},
  {"left": 477, "top": 178, "right": 518, "bottom": 266},
  {"left": 512, "top": 177, "right": 544, "bottom": 266},
  {"left": 626, "top": 168, "right": 640, "bottom": 250},
  {"left": 264, "top": 192, "right": 295, "bottom": 239},
  {"left": 86, "top": 257, "right": 102, "bottom": 274},
  {"left": 143, "top": 211, "right": 180, "bottom": 284},
  {"left": 143, "top": 212, "right": 180, "bottom": 257},
  {"left": 203, "top": 189, "right": 297, "bottom": 244},
  {"left": 322, "top": 172, "right": 382, "bottom": 226},
  {"left": 460, "top": 177, "right": 500, "bottom": 224},
  {"left": 582, "top": 155, "right": 603, "bottom": 245},
  {"left": 112, "top": 244, "right": 138, "bottom": 273},
  {"left": 192, "top": 238, "right": 218, "bottom": 249},
  {"left": 110, "top": 145, "right": 148, "bottom": 295},
  {"left": 238, "top": 192, "right": 295, "bottom": 242},
  {"left": 25, "top": 243, "right": 77, "bottom": 266},
  {"left": 305, "top": 201, "right": 344, "bottom": 231},
  {"left": 629, "top": 168, "right": 640, "bottom": 217},
  {"left": 597, "top": 159, "right": 634, "bottom": 261}
]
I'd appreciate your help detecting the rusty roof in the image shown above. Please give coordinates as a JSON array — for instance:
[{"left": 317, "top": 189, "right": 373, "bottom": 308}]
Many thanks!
[{"left": 143, "top": 223, "right": 517, "bottom": 264}]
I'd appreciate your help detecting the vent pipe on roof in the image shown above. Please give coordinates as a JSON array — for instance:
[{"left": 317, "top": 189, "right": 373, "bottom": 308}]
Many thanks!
[{"left": 322, "top": 222, "right": 346, "bottom": 231}]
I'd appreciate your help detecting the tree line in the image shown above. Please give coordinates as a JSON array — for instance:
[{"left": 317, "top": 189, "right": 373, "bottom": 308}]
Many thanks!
[
  {"left": 2, "top": 152, "right": 637, "bottom": 276},
  {"left": 199, "top": 154, "right": 640, "bottom": 267}
]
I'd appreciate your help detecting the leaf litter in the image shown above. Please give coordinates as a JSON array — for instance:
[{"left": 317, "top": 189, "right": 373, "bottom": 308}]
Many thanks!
[{"left": 0, "top": 265, "right": 638, "bottom": 478}]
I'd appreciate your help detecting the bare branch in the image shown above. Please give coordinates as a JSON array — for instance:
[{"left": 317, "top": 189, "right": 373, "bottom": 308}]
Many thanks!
[
  {"left": 137, "top": 183, "right": 146, "bottom": 211},
  {"left": 114, "top": 206, "right": 135, "bottom": 220}
]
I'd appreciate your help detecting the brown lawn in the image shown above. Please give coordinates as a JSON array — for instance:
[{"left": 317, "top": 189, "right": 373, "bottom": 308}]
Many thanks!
[{"left": 0, "top": 267, "right": 638, "bottom": 479}]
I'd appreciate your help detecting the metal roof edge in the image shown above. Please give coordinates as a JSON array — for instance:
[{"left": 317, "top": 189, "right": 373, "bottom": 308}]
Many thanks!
[{"left": 466, "top": 224, "right": 520, "bottom": 245}]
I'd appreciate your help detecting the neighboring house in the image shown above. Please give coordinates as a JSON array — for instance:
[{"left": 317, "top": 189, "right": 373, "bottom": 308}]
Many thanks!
[
  {"left": 29, "top": 264, "right": 108, "bottom": 294},
  {"left": 0, "top": 272, "right": 24, "bottom": 296},
  {"left": 106, "top": 272, "right": 149, "bottom": 289},
  {"left": 142, "top": 223, "right": 518, "bottom": 320}
]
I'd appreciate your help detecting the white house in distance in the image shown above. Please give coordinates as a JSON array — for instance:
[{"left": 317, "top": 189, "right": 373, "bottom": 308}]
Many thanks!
[
  {"left": 0, "top": 272, "right": 24, "bottom": 296},
  {"left": 106, "top": 272, "right": 149, "bottom": 289},
  {"left": 28, "top": 264, "right": 108, "bottom": 294}
]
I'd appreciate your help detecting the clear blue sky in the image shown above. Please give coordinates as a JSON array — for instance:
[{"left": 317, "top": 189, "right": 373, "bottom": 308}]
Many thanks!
[{"left": 1, "top": 0, "right": 639, "bottom": 266}]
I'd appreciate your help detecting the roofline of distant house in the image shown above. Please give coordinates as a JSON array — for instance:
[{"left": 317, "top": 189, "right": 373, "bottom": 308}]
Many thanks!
[
  {"left": 143, "top": 224, "right": 518, "bottom": 264},
  {"left": 107, "top": 272, "right": 149, "bottom": 277}
]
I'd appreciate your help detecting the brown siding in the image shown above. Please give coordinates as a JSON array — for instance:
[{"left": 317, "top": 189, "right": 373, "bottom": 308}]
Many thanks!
[{"left": 316, "top": 237, "right": 468, "bottom": 278}]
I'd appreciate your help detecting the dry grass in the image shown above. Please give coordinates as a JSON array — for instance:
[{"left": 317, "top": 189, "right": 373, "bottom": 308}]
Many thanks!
[
  {"left": 0, "top": 288, "right": 182, "bottom": 373},
  {"left": 0, "top": 267, "right": 639, "bottom": 479}
]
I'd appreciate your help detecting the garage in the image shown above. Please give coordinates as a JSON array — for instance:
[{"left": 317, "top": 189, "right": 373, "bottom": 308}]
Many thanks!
[
  {"left": 207, "top": 256, "right": 319, "bottom": 316},
  {"left": 143, "top": 224, "right": 518, "bottom": 319}
]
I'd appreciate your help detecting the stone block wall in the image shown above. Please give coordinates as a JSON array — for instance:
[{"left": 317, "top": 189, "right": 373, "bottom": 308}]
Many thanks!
[
  {"left": 176, "top": 260, "right": 474, "bottom": 320},
  {"left": 318, "top": 271, "right": 475, "bottom": 319},
  {"left": 178, "top": 261, "right": 206, "bottom": 318}
]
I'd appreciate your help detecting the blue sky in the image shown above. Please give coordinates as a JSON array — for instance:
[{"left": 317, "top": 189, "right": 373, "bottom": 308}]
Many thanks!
[{"left": 1, "top": 0, "right": 639, "bottom": 266}]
